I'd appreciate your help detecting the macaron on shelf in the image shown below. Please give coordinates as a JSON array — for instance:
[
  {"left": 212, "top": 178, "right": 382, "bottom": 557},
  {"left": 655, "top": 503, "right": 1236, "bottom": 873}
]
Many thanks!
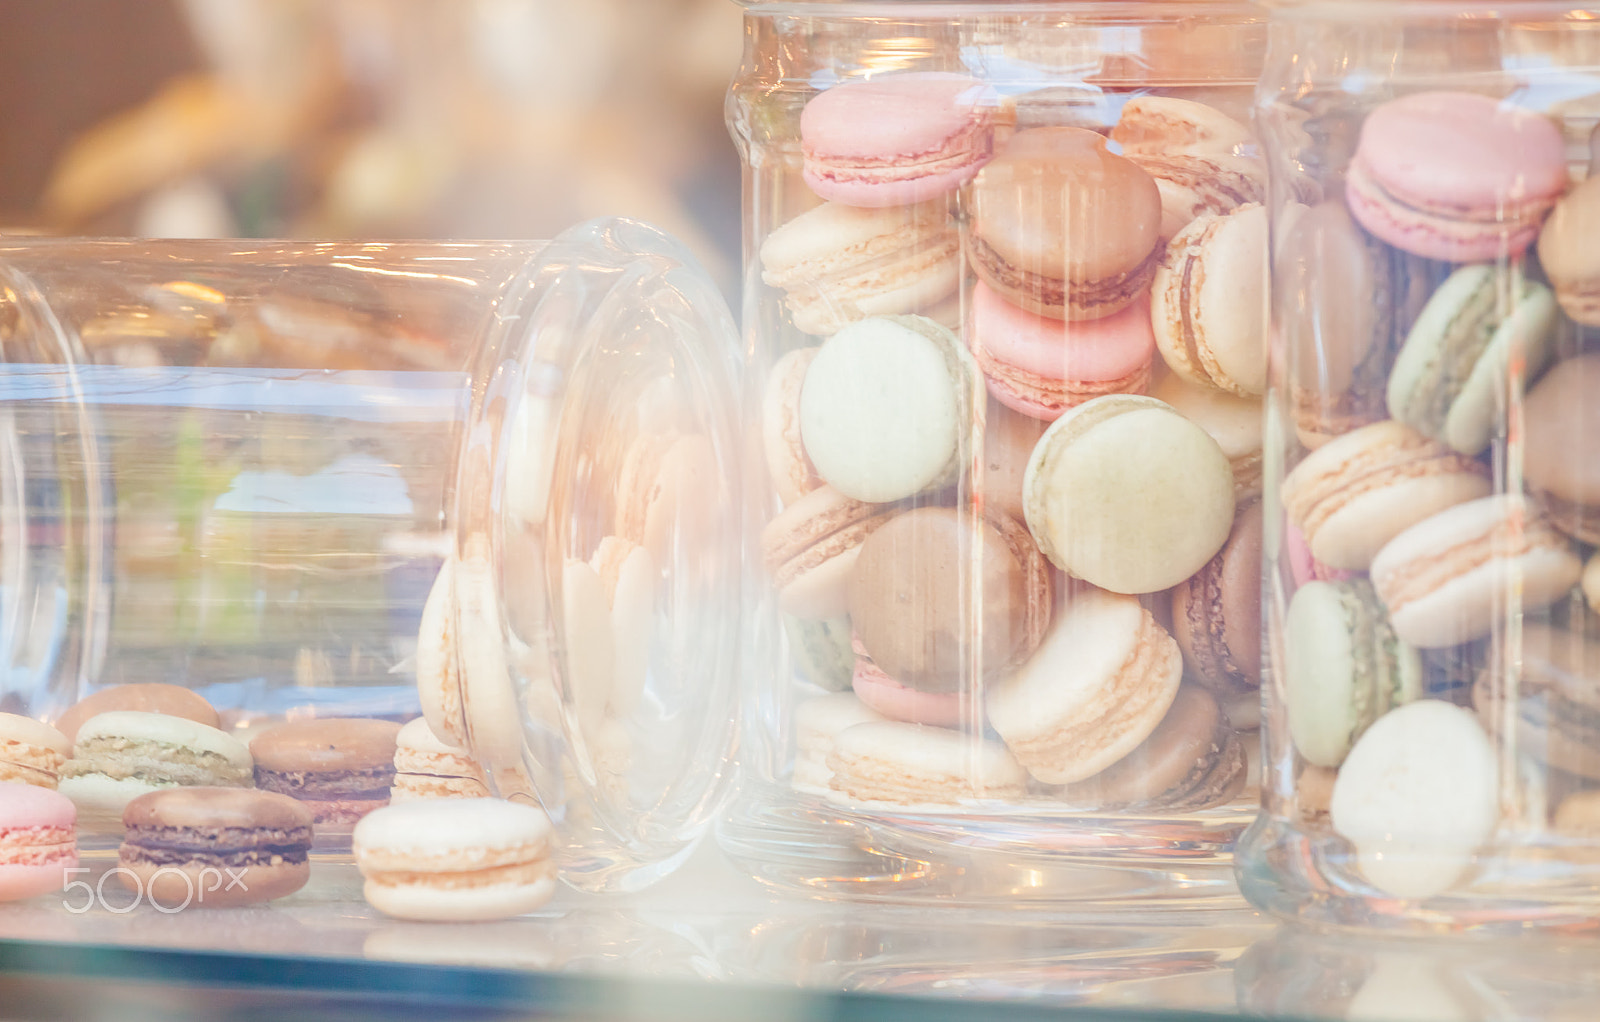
[
  {"left": 724, "top": 3, "right": 1275, "bottom": 903},
  {"left": 1237, "top": 2, "right": 1600, "bottom": 931}
]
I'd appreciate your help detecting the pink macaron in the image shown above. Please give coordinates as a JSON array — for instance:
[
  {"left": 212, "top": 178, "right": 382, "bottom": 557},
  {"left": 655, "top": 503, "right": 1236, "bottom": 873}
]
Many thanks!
[
  {"left": 1284, "top": 520, "right": 1353, "bottom": 589},
  {"left": 968, "top": 282, "right": 1155, "bottom": 421},
  {"left": 1345, "top": 91, "right": 1567, "bottom": 262},
  {"left": 0, "top": 782, "right": 77, "bottom": 901},
  {"left": 850, "top": 655, "right": 968, "bottom": 729},
  {"left": 801, "top": 72, "right": 996, "bottom": 207}
]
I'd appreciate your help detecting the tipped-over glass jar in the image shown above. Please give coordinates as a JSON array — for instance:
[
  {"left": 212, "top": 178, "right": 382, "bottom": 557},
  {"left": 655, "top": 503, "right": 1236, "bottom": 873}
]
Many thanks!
[
  {"left": 721, "top": 1, "right": 1280, "bottom": 903},
  {"left": 0, "top": 221, "right": 742, "bottom": 890},
  {"left": 1238, "top": 0, "right": 1600, "bottom": 929}
]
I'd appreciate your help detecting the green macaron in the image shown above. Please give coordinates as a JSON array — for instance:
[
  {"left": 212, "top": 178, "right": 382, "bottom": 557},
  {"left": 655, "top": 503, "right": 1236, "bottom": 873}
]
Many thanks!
[
  {"left": 1386, "top": 263, "right": 1557, "bottom": 455},
  {"left": 1285, "top": 579, "right": 1422, "bottom": 769}
]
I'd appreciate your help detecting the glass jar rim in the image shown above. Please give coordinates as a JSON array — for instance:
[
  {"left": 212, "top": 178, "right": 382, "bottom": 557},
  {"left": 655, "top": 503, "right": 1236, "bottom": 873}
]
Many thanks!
[{"left": 732, "top": 0, "right": 1258, "bottom": 14}]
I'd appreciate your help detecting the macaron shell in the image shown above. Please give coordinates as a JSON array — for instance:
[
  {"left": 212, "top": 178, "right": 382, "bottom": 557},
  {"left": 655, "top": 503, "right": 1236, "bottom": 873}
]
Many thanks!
[
  {"left": 826, "top": 721, "right": 1028, "bottom": 805},
  {"left": 1057, "top": 685, "right": 1242, "bottom": 809},
  {"left": 977, "top": 401, "right": 1048, "bottom": 522},
  {"left": 416, "top": 560, "right": 468, "bottom": 748},
  {"left": 761, "top": 347, "right": 824, "bottom": 505},
  {"left": 850, "top": 657, "right": 967, "bottom": 728},
  {"left": 1110, "top": 96, "right": 1256, "bottom": 157},
  {"left": 1151, "top": 370, "right": 1263, "bottom": 499},
  {"left": 1440, "top": 280, "right": 1555, "bottom": 455},
  {"left": 1127, "top": 152, "right": 1267, "bottom": 241},
  {"left": 362, "top": 866, "right": 557, "bottom": 922},
  {"left": 1172, "top": 501, "right": 1263, "bottom": 694},
  {"left": 1524, "top": 355, "right": 1600, "bottom": 515},
  {"left": 1346, "top": 161, "right": 1540, "bottom": 263},
  {"left": 1283, "top": 581, "right": 1362, "bottom": 768},
  {"left": 1538, "top": 174, "right": 1600, "bottom": 325},
  {"left": 0, "top": 862, "right": 74, "bottom": 902},
  {"left": 1584, "top": 551, "right": 1600, "bottom": 615},
  {"left": 54, "top": 684, "right": 219, "bottom": 744},
  {"left": 970, "top": 282, "right": 1155, "bottom": 383},
  {"left": 1152, "top": 204, "right": 1269, "bottom": 397},
  {"left": 250, "top": 718, "right": 402, "bottom": 773}
]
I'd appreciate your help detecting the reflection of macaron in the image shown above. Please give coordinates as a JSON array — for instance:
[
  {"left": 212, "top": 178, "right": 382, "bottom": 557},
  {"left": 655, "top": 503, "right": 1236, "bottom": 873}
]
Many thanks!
[
  {"left": 390, "top": 717, "right": 490, "bottom": 801},
  {"left": 826, "top": 721, "right": 1027, "bottom": 806},
  {"left": 1151, "top": 204, "right": 1269, "bottom": 397},
  {"left": 1058, "top": 685, "right": 1244, "bottom": 810},
  {"left": 0, "top": 783, "right": 76, "bottom": 902},
  {"left": 54, "top": 683, "right": 219, "bottom": 744},
  {"left": 967, "top": 281, "right": 1154, "bottom": 421},
  {"left": 1172, "top": 501, "right": 1263, "bottom": 696},
  {"left": 761, "top": 486, "right": 897, "bottom": 620},
  {"left": 761, "top": 348, "right": 824, "bottom": 506},
  {"left": 119, "top": 788, "right": 314, "bottom": 908},
  {"left": 0, "top": 714, "right": 70, "bottom": 790},
  {"left": 1386, "top": 265, "right": 1557, "bottom": 455},
  {"left": 970, "top": 128, "right": 1162, "bottom": 321},
  {"left": 60, "top": 712, "right": 254, "bottom": 826},
  {"left": 1345, "top": 91, "right": 1567, "bottom": 262},
  {"left": 800, "top": 72, "right": 995, "bottom": 207},
  {"left": 1537, "top": 175, "right": 1600, "bottom": 325},
  {"left": 759, "top": 201, "right": 960, "bottom": 336},
  {"left": 1024, "top": 394, "right": 1235, "bottom": 595},
  {"left": 1370, "top": 495, "right": 1581, "bottom": 649},
  {"left": 1524, "top": 354, "right": 1600, "bottom": 545},
  {"left": 987, "top": 590, "right": 1182, "bottom": 785},
  {"left": 1284, "top": 580, "right": 1422, "bottom": 769},
  {"left": 250, "top": 718, "right": 403, "bottom": 825}
]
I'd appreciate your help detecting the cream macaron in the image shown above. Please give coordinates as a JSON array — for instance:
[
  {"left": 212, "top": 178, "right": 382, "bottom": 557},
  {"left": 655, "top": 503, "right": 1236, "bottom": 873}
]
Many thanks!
[{"left": 0, "top": 714, "right": 70, "bottom": 790}]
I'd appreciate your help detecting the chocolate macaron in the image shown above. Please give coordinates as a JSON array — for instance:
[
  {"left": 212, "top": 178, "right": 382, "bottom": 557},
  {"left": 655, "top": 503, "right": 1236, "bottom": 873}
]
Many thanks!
[
  {"left": 1172, "top": 501, "right": 1263, "bottom": 695},
  {"left": 54, "top": 683, "right": 219, "bottom": 744},
  {"left": 250, "top": 718, "right": 402, "bottom": 825},
  {"left": 1524, "top": 354, "right": 1600, "bottom": 545},
  {"left": 1059, "top": 685, "right": 1245, "bottom": 810}
]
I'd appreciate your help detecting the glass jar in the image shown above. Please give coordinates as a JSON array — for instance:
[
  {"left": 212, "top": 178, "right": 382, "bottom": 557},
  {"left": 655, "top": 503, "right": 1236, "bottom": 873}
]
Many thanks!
[
  {"left": 0, "top": 221, "right": 742, "bottom": 891},
  {"left": 1239, "top": 0, "right": 1600, "bottom": 928},
  {"left": 722, "top": 1, "right": 1275, "bottom": 903}
]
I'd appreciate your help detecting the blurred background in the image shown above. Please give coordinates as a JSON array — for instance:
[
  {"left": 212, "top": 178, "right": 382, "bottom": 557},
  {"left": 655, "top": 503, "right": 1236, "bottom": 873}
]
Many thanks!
[{"left": 0, "top": 0, "right": 744, "bottom": 290}]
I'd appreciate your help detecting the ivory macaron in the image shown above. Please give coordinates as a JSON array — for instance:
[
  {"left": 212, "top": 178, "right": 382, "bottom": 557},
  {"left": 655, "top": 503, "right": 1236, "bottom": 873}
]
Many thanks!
[
  {"left": 59, "top": 711, "right": 254, "bottom": 826},
  {"left": 1151, "top": 203, "right": 1269, "bottom": 397},
  {"left": 825, "top": 721, "right": 1028, "bottom": 806},
  {"left": 390, "top": 717, "right": 491, "bottom": 801}
]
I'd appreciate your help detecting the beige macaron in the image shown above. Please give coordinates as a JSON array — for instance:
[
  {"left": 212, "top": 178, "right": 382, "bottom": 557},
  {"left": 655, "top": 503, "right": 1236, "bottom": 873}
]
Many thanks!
[
  {"left": 390, "top": 717, "right": 491, "bottom": 801},
  {"left": 0, "top": 713, "right": 70, "bottom": 789}
]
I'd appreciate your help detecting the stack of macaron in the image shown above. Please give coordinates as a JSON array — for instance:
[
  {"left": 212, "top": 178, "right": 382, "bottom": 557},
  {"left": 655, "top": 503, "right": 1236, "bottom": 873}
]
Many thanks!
[
  {"left": 761, "top": 77, "right": 1280, "bottom": 812},
  {"left": 1273, "top": 89, "right": 1600, "bottom": 900}
]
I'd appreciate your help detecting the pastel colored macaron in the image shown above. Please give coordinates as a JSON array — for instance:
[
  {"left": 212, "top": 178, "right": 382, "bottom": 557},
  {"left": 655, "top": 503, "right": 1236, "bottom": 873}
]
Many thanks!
[
  {"left": 1474, "top": 622, "right": 1600, "bottom": 782},
  {"left": 416, "top": 558, "right": 467, "bottom": 748},
  {"left": 1058, "top": 685, "right": 1245, "bottom": 811},
  {"left": 969, "top": 127, "right": 1162, "bottom": 321},
  {"left": 1151, "top": 203, "right": 1269, "bottom": 397},
  {"left": 1538, "top": 174, "right": 1600, "bottom": 326},
  {"left": 1330, "top": 700, "right": 1498, "bottom": 900},
  {"left": 0, "top": 783, "right": 76, "bottom": 902},
  {"left": 1171, "top": 501, "right": 1263, "bottom": 696},
  {"left": 1280, "top": 419, "right": 1491, "bottom": 571},
  {"left": 390, "top": 717, "right": 490, "bottom": 802},
  {"left": 1284, "top": 521, "right": 1353, "bottom": 589},
  {"left": 250, "top": 717, "right": 403, "bottom": 825},
  {"left": 759, "top": 200, "right": 960, "bottom": 337},
  {"left": 800, "top": 72, "right": 996, "bottom": 207},
  {"left": 1110, "top": 96, "right": 1255, "bottom": 157},
  {"left": 1024, "top": 394, "right": 1236, "bottom": 595},
  {"left": 1585, "top": 552, "right": 1600, "bottom": 616},
  {"left": 761, "top": 485, "right": 897, "bottom": 620},
  {"left": 1113, "top": 97, "right": 1269, "bottom": 240},
  {"left": 1151, "top": 367, "right": 1263, "bottom": 500},
  {"left": 1370, "top": 495, "right": 1581, "bottom": 649},
  {"left": 986, "top": 589, "right": 1182, "bottom": 785},
  {"left": 1386, "top": 264, "right": 1557, "bottom": 455},
  {"left": 1345, "top": 91, "right": 1567, "bottom": 262},
  {"left": 976, "top": 400, "right": 1049, "bottom": 523},
  {"left": 826, "top": 721, "right": 1028, "bottom": 806},
  {"left": 354, "top": 798, "right": 558, "bottom": 921},
  {"left": 54, "top": 683, "right": 219, "bottom": 744},
  {"left": 967, "top": 281, "right": 1155, "bottom": 421},
  {"left": 850, "top": 654, "right": 966, "bottom": 729},
  {"left": 791, "top": 692, "right": 886, "bottom": 796},
  {"left": 761, "top": 348, "right": 825, "bottom": 506},
  {"left": 1284, "top": 579, "right": 1422, "bottom": 769},
  {"left": 118, "top": 787, "right": 313, "bottom": 908},
  {"left": 798, "top": 315, "right": 977, "bottom": 503},
  {"left": 1524, "top": 354, "right": 1600, "bottom": 545},
  {"left": 59, "top": 711, "right": 253, "bottom": 825},
  {"left": 847, "top": 506, "right": 1052, "bottom": 691},
  {"left": 0, "top": 714, "right": 70, "bottom": 789}
]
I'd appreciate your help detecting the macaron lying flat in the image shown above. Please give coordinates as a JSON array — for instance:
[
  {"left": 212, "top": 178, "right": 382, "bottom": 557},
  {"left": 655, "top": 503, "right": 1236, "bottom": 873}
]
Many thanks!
[
  {"left": 1058, "top": 685, "right": 1245, "bottom": 811},
  {"left": 791, "top": 692, "right": 885, "bottom": 795},
  {"left": 761, "top": 485, "right": 897, "bottom": 620},
  {"left": 59, "top": 711, "right": 253, "bottom": 825},
  {"left": 1280, "top": 419, "right": 1491, "bottom": 571},
  {"left": 1152, "top": 204, "right": 1269, "bottom": 397},
  {"left": 354, "top": 798, "right": 558, "bottom": 921},
  {"left": 1538, "top": 174, "right": 1600, "bottom": 326},
  {"left": 1385, "top": 264, "right": 1557, "bottom": 455},
  {"left": 1370, "top": 495, "right": 1581, "bottom": 649},
  {"left": 1524, "top": 354, "right": 1600, "bottom": 546},
  {"left": 390, "top": 717, "right": 490, "bottom": 801},
  {"left": 1284, "top": 579, "right": 1422, "bottom": 769},
  {"left": 0, "top": 714, "right": 70, "bottom": 790},
  {"left": 118, "top": 788, "right": 313, "bottom": 908},
  {"left": 0, "top": 783, "right": 76, "bottom": 902},
  {"left": 759, "top": 200, "right": 960, "bottom": 337},
  {"left": 250, "top": 717, "right": 403, "bottom": 825},
  {"left": 1172, "top": 501, "right": 1263, "bottom": 695},
  {"left": 54, "top": 683, "right": 219, "bottom": 744},
  {"left": 826, "top": 721, "right": 1027, "bottom": 806}
]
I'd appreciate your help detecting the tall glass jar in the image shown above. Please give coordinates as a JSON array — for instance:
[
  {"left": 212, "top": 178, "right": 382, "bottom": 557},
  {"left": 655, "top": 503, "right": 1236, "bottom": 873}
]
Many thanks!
[
  {"left": 0, "top": 221, "right": 742, "bottom": 891},
  {"left": 1239, "top": 1, "right": 1600, "bottom": 928},
  {"left": 722, "top": 1, "right": 1277, "bottom": 903}
]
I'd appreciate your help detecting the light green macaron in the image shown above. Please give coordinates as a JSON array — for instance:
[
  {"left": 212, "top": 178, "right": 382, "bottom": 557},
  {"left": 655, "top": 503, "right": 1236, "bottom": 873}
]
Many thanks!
[
  {"left": 1285, "top": 579, "right": 1422, "bottom": 769},
  {"left": 1386, "top": 263, "right": 1557, "bottom": 455}
]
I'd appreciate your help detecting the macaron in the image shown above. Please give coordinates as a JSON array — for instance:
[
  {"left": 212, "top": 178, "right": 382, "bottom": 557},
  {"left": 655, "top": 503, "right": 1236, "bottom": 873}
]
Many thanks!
[
  {"left": 1524, "top": 354, "right": 1600, "bottom": 545},
  {"left": 1370, "top": 495, "right": 1581, "bottom": 649},
  {"left": 847, "top": 506, "right": 1052, "bottom": 692},
  {"left": 353, "top": 798, "right": 558, "bottom": 921},
  {"left": 1329, "top": 700, "right": 1498, "bottom": 900},
  {"left": 1023, "top": 394, "right": 1236, "bottom": 595},
  {"left": 761, "top": 347, "right": 825, "bottom": 506},
  {"left": 1585, "top": 552, "right": 1600, "bottom": 617},
  {"left": 969, "top": 127, "right": 1162, "bottom": 321},
  {"left": 976, "top": 400, "right": 1049, "bottom": 523},
  {"left": 1151, "top": 203, "right": 1269, "bottom": 397},
  {"left": 249, "top": 717, "right": 403, "bottom": 825},
  {"left": 849, "top": 653, "right": 967, "bottom": 729},
  {"left": 1110, "top": 96, "right": 1255, "bottom": 158},
  {"left": 1385, "top": 264, "right": 1557, "bottom": 455},
  {"left": 416, "top": 559, "right": 467, "bottom": 748},
  {"left": 59, "top": 711, "right": 254, "bottom": 825},
  {"left": 1151, "top": 369, "right": 1263, "bottom": 499},
  {"left": 791, "top": 692, "right": 886, "bottom": 796},
  {"left": 0, "top": 714, "right": 70, "bottom": 789},
  {"left": 800, "top": 72, "right": 996, "bottom": 207},
  {"left": 826, "top": 721, "right": 1028, "bottom": 806},
  {"left": 986, "top": 589, "right": 1183, "bottom": 785},
  {"left": 966, "top": 281, "right": 1155, "bottom": 421},
  {"left": 1537, "top": 174, "right": 1600, "bottom": 326},
  {"left": 0, "top": 783, "right": 76, "bottom": 902},
  {"left": 1171, "top": 501, "right": 1263, "bottom": 696},
  {"left": 1474, "top": 622, "right": 1600, "bottom": 782},
  {"left": 781, "top": 614, "right": 856, "bottom": 692},
  {"left": 1122, "top": 112, "right": 1268, "bottom": 239},
  {"left": 1280, "top": 419, "right": 1491, "bottom": 571},
  {"left": 798, "top": 315, "right": 977, "bottom": 504},
  {"left": 1284, "top": 521, "right": 1354, "bottom": 589},
  {"left": 390, "top": 717, "right": 491, "bottom": 801},
  {"left": 761, "top": 485, "right": 897, "bottom": 620},
  {"left": 118, "top": 787, "right": 314, "bottom": 908},
  {"left": 53, "top": 683, "right": 219, "bottom": 744},
  {"left": 1284, "top": 579, "right": 1422, "bottom": 769},
  {"left": 1345, "top": 91, "right": 1567, "bottom": 262},
  {"left": 759, "top": 200, "right": 960, "bottom": 336}
]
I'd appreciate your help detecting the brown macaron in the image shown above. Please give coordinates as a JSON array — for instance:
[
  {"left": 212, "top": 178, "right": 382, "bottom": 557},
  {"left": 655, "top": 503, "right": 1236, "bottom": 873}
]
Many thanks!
[
  {"left": 54, "top": 684, "right": 219, "bottom": 744},
  {"left": 969, "top": 127, "right": 1162, "bottom": 321},
  {"left": 249, "top": 718, "right": 402, "bottom": 825},
  {"left": 1171, "top": 501, "right": 1264, "bottom": 695},
  {"left": 848, "top": 506, "right": 1052, "bottom": 693},
  {"left": 761, "top": 485, "right": 898, "bottom": 621},
  {"left": 1058, "top": 685, "right": 1245, "bottom": 810},
  {"left": 119, "top": 787, "right": 314, "bottom": 908},
  {"left": 1537, "top": 174, "right": 1600, "bottom": 326},
  {"left": 977, "top": 400, "right": 1049, "bottom": 524},
  {"left": 1524, "top": 354, "right": 1600, "bottom": 545}
]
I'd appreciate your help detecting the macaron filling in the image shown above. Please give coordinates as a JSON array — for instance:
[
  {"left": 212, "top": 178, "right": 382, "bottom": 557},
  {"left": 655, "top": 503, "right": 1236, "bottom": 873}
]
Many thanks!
[
  {"left": 0, "top": 826, "right": 75, "bottom": 866},
  {"left": 1341, "top": 581, "right": 1418, "bottom": 751},
  {"left": 120, "top": 822, "right": 312, "bottom": 870},
  {"left": 256, "top": 767, "right": 394, "bottom": 801},
  {"left": 61, "top": 738, "right": 252, "bottom": 788},
  {"left": 970, "top": 236, "right": 1158, "bottom": 320}
]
